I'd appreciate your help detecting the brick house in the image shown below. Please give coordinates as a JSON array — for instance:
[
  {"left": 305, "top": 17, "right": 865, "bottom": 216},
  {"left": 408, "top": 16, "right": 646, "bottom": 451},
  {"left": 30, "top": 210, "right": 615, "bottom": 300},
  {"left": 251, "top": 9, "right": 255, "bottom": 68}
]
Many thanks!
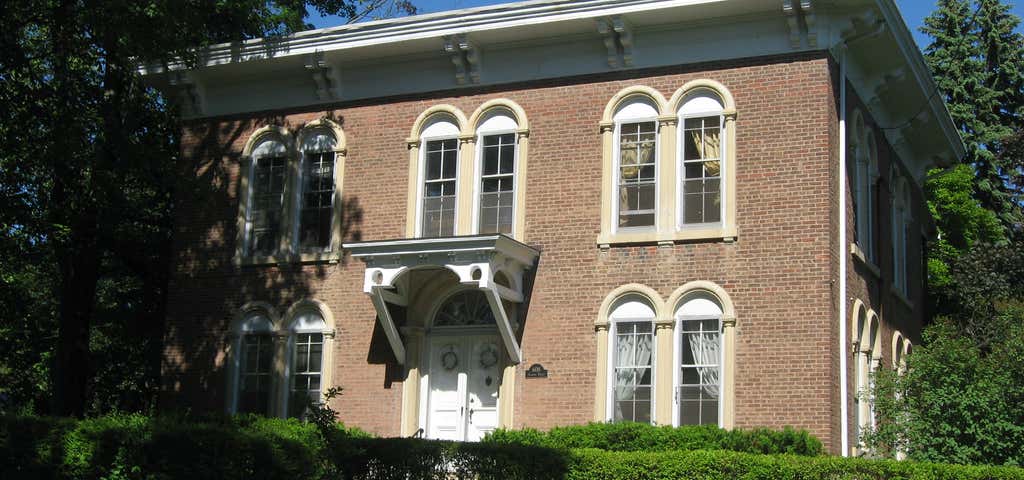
[{"left": 146, "top": 0, "right": 963, "bottom": 456}]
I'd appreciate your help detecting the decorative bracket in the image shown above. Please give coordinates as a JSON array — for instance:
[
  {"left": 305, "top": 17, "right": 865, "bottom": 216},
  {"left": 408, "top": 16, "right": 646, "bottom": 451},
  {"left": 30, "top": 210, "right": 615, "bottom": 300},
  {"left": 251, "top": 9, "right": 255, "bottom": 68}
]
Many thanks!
[
  {"left": 443, "top": 34, "right": 481, "bottom": 84},
  {"left": 868, "top": 67, "right": 906, "bottom": 110},
  {"left": 596, "top": 15, "right": 634, "bottom": 68},
  {"left": 167, "top": 71, "right": 205, "bottom": 117},
  {"left": 304, "top": 51, "right": 341, "bottom": 100},
  {"left": 781, "top": 0, "right": 817, "bottom": 48}
]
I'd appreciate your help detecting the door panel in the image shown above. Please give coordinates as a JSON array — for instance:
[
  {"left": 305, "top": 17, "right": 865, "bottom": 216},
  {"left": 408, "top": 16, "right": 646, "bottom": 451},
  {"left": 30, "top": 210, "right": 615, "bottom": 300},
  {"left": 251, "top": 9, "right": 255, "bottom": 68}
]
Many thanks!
[
  {"left": 425, "top": 335, "right": 501, "bottom": 441},
  {"left": 465, "top": 339, "right": 501, "bottom": 441},
  {"left": 427, "top": 340, "right": 465, "bottom": 440}
]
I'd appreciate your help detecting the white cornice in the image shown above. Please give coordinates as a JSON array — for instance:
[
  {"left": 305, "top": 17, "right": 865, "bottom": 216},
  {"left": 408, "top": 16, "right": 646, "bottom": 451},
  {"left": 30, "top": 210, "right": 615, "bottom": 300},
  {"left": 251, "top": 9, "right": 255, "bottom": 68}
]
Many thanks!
[{"left": 140, "top": 0, "right": 731, "bottom": 73}]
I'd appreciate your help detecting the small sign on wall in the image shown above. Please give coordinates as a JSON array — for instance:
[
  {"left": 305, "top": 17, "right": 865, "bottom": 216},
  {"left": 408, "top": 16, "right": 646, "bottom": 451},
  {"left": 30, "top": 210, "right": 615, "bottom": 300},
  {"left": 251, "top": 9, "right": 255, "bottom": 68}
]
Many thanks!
[{"left": 525, "top": 363, "right": 548, "bottom": 378}]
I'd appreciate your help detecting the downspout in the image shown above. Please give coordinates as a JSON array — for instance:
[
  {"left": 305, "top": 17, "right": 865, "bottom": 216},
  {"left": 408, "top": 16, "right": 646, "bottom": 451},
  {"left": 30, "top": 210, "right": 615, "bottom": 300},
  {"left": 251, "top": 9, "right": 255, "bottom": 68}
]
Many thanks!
[{"left": 837, "top": 44, "right": 850, "bottom": 457}]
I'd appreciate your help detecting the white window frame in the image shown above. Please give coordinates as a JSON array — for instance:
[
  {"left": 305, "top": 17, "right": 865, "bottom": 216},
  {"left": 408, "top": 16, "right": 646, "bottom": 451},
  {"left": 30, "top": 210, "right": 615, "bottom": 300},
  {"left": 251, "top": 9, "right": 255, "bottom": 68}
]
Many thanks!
[
  {"left": 281, "top": 311, "right": 328, "bottom": 418},
  {"left": 416, "top": 120, "right": 461, "bottom": 238},
  {"left": 472, "top": 128, "right": 519, "bottom": 236},
  {"left": 244, "top": 139, "right": 289, "bottom": 257},
  {"left": 676, "top": 96, "right": 726, "bottom": 230},
  {"left": 606, "top": 314, "right": 657, "bottom": 424},
  {"left": 229, "top": 312, "right": 276, "bottom": 415},
  {"left": 612, "top": 101, "right": 660, "bottom": 234},
  {"left": 672, "top": 314, "right": 724, "bottom": 427},
  {"left": 294, "top": 131, "right": 338, "bottom": 254}
]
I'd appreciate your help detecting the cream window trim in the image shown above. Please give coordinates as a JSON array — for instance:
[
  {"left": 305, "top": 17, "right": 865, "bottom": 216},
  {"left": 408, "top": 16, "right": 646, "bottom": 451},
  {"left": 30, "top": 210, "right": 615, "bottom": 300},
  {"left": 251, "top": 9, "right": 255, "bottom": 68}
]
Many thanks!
[
  {"left": 280, "top": 298, "right": 337, "bottom": 419},
  {"left": 850, "top": 299, "right": 880, "bottom": 456},
  {"left": 598, "top": 81, "right": 738, "bottom": 248},
  {"left": 234, "top": 120, "right": 346, "bottom": 266},
  {"left": 406, "top": 101, "right": 530, "bottom": 241},
  {"left": 850, "top": 242, "right": 881, "bottom": 278},
  {"left": 594, "top": 281, "right": 736, "bottom": 428},
  {"left": 225, "top": 302, "right": 282, "bottom": 416},
  {"left": 665, "top": 281, "right": 736, "bottom": 429}
]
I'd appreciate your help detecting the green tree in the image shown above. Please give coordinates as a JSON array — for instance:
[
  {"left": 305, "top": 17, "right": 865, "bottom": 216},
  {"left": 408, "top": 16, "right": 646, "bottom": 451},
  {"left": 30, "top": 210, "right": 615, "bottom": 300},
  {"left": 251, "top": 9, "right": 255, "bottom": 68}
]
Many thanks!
[
  {"left": 921, "top": 0, "right": 1024, "bottom": 233},
  {"left": 0, "top": 0, "right": 415, "bottom": 417}
]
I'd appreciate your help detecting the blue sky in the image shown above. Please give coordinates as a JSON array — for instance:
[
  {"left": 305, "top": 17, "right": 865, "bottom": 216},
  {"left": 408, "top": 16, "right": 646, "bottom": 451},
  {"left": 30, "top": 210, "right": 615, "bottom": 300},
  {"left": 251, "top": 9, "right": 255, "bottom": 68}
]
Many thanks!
[{"left": 308, "top": 0, "right": 1024, "bottom": 51}]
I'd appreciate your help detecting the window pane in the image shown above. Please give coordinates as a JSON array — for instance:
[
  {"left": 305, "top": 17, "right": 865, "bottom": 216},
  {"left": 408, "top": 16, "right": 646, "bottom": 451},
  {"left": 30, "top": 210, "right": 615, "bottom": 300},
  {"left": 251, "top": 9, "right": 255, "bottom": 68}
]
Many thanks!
[
  {"left": 479, "top": 134, "right": 516, "bottom": 235},
  {"left": 618, "top": 122, "right": 656, "bottom": 229},
  {"left": 678, "top": 318, "right": 721, "bottom": 426},
  {"left": 613, "top": 321, "right": 653, "bottom": 423},
  {"left": 250, "top": 156, "right": 286, "bottom": 256},
  {"left": 423, "top": 139, "right": 458, "bottom": 237}
]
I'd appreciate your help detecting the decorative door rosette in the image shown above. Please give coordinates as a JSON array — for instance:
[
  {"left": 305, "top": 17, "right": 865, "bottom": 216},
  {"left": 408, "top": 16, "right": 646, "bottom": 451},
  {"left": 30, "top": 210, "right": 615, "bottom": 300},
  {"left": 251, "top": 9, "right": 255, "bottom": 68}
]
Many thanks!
[
  {"left": 478, "top": 342, "right": 499, "bottom": 369},
  {"left": 440, "top": 344, "right": 459, "bottom": 371}
]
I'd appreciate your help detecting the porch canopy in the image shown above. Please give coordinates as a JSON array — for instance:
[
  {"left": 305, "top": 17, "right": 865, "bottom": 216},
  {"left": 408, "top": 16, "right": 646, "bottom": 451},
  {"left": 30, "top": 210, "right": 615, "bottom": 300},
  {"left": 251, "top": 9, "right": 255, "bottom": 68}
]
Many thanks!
[{"left": 344, "top": 234, "right": 539, "bottom": 365}]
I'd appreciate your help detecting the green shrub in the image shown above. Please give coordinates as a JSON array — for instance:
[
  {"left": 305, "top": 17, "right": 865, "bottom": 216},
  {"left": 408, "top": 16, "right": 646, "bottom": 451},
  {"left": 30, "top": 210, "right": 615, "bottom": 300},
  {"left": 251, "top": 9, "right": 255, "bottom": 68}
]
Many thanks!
[
  {"left": 485, "top": 422, "right": 823, "bottom": 456},
  {"left": 567, "top": 448, "right": 1024, "bottom": 479}
]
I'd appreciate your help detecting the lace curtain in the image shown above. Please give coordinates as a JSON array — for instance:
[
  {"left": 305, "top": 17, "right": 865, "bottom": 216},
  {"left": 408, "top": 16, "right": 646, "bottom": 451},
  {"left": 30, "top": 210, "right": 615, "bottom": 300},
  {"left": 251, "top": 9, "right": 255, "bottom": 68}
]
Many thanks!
[
  {"left": 689, "top": 127, "right": 721, "bottom": 176},
  {"left": 614, "top": 325, "right": 653, "bottom": 414},
  {"left": 687, "top": 328, "right": 720, "bottom": 398}
]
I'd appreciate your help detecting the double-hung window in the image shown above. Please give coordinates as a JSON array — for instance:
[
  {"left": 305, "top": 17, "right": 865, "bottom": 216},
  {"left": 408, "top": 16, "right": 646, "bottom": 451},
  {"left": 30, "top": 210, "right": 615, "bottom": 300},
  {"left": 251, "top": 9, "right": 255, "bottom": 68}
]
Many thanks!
[
  {"left": 476, "top": 111, "right": 519, "bottom": 235},
  {"left": 678, "top": 93, "right": 725, "bottom": 227},
  {"left": 231, "top": 312, "right": 276, "bottom": 415},
  {"left": 608, "top": 298, "right": 656, "bottom": 424},
  {"left": 674, "top": 294, "right": 723, "bottom": 426},
  {"left": 286, "top": 311, "right": 328, "bottom": 418},
  {"left": 247, "top": 140, "right": 288, "bottom": 256},
  {"left": 297, "top": 132, "right": 337, "bottom": 252},
  {"left": 613, "top": 99, "right": 659, "bottom": 230},
  {"left": 419, "top": 116, "right": 461, "bottom": 238}
]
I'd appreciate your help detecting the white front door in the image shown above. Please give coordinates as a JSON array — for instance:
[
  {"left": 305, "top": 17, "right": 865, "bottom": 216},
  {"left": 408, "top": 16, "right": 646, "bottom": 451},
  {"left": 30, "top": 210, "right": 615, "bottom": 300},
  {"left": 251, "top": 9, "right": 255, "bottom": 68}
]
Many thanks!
[{"left": 425, "top": 335, "right": 501, "bottom": 441}]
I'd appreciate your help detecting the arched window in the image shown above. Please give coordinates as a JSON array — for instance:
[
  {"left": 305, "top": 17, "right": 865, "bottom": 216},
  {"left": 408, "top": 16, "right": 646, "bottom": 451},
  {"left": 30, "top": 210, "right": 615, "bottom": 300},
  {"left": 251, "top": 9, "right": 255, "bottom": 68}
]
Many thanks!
[
  {"left": 850, "top": 111, "right": 878, "bottom": 264},
  {"left": 678, "top": 91, "right": 725, "bottom": 226},
  {"left": 246, "top": 136, "right": 289, "bottom": 256},
  {"left": 434, "top": 289, "right": 497, "bottom": 327},
  {"left": 674, "top": 291, "right": 723, "bottom": 426},
  {"left": 285, "top": 309, "right": 328, "bottom": 418},
  {"left": 296, "top": 126, "right": 340, "bottom": 253},
  {"left": 608, "top": 295, "right": 656, "bottom": 423},
  {"left": 613, "top": 98, "right": 660, "bottom": 230},
  {"left": 417, "top": 114, "right": 462, "bottom": 237},
  {"left": 474, "top": 110, "right": 519, "bottom": 235},
  {"left": 892, "top": 177, "right": 911, "bottom": 296},
  {"left": 853, "top": 305, "right": 880, "bottom": 450},
  {"left": 229, "top": 308, "right": 277, "bottom": 415}
]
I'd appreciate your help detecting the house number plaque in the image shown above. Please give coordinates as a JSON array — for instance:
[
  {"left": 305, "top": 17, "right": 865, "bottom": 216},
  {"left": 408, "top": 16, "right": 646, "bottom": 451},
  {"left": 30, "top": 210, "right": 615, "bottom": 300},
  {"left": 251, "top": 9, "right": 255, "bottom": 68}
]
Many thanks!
[{"left": 525, "top": 363, "right": 548, "bottom": 378}]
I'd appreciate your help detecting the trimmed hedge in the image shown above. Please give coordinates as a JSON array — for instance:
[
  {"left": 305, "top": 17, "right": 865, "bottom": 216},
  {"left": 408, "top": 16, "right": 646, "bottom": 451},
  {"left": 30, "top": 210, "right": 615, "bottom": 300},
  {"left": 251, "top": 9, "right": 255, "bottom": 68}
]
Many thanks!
[
  {"left": 484, "top": 421, "right": 823, "bottom": 456},
  {"left": 568, "top": 448, "right": 1024, "bottom": 479},
  {"left": 3, "top": 415, "right": 1023, "bottom": 479}
]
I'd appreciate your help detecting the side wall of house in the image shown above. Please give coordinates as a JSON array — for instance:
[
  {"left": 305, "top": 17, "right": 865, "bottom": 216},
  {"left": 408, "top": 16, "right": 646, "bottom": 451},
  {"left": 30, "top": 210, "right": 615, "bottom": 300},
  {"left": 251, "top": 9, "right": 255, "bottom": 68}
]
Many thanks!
[
  {"left": 840, "top": 73, "right": 929, "bottom": 453},
  {"left": 163, "top": 52, "right": 840, "bottom": 447}
]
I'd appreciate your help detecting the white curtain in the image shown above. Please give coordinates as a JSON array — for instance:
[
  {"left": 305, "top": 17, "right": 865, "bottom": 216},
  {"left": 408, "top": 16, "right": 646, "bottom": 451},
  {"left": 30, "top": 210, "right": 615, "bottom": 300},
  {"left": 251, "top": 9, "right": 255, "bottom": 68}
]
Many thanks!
[
  {"left": 687, "top": 330, "right": 720, "bottom": 398},
  {"left": 689, "top": 128, "right": 721, "bottom": 176},
  {"left": 614, "top": 327, "right": 653, "bottom": 411}
]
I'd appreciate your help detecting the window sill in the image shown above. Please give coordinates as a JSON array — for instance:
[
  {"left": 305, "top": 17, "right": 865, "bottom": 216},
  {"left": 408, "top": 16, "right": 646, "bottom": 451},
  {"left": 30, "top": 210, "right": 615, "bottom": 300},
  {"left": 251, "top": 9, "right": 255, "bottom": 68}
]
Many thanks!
[
  {"left": 850, "top": 243, "right": 881, "bottom": 278},
  {"left": 234, "top": 251, "right": 342, "bottom": 267},
  {"left": 890, "top": 286, "right": 914, "bottom": 310},
  {"left": 597, "top": 225, "right": 737, "bottom": 248}
]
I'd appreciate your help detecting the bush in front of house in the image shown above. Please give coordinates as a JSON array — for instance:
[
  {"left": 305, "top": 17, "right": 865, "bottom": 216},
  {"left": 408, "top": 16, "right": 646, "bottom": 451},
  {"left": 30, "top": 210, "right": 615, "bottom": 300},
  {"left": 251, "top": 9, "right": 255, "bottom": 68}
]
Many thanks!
[
  {"left": 567, "top": 448, "right": 1024, "bottom": 480},
  {"left": 4, "top": 414, "right": 1023, "bottom": 480},
  {"left": 484, "top": 421, "right": 823, "bottom": 456}
]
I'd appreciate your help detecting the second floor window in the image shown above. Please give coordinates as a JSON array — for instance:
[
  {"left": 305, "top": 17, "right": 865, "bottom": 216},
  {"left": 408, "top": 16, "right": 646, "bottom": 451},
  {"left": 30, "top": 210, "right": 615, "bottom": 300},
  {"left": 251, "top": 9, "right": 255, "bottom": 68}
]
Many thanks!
[
  {"left": 248, "top": 140, "right": 288, "bottom": 256},
  {"left": 618, "top": 122, "right": 657, "bottom": 228},
  {"left": 679, "top": 93, "right": 725, "bottom": 226},
  {"left": 422, "top": 138, "right": 459, "bottom": 237},
  {"left": 298, "top": 133, "right": 336, "bottom": 252},
  {"left": 478, "top": 133, "right": 516, "bottom": 234}
]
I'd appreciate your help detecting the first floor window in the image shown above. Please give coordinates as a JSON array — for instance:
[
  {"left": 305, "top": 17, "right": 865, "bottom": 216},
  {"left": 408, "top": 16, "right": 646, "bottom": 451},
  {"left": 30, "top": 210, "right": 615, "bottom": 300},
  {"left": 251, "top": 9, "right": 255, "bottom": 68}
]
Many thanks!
[
  {"left": 299, "top": 150, "right": 335, "bottom": 251},
  {"left": 479, "top": 133, "right": 516, "bottom": 234},
  {"left": 677, "top": 318, "right": 721, "bottom": 425},
  {"left": 422, "top": 138, "right": 458, "bottom": 237},
  {"left": 612, "top": 321, "right": 654, "bottom": 423},
  {"left": 239, "top": 333, "right": 274, "bottom": 414},
  {"left": 290, "top": 332, "right": 324, "bottom": 418}
]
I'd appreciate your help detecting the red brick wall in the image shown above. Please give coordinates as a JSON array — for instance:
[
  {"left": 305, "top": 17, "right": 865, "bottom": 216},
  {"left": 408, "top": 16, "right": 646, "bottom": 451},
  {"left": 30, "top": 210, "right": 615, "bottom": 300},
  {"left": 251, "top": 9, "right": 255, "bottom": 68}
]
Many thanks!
[{"left": 165, "top": 51, "right": 855, "bottom": 449}]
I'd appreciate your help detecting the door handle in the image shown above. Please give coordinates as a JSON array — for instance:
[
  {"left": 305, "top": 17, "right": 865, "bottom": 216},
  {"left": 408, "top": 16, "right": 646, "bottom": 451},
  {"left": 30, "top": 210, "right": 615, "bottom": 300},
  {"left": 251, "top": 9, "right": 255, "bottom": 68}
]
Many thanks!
[{"left": 468, "top": 408, "right": 474, "bottom": 424}]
